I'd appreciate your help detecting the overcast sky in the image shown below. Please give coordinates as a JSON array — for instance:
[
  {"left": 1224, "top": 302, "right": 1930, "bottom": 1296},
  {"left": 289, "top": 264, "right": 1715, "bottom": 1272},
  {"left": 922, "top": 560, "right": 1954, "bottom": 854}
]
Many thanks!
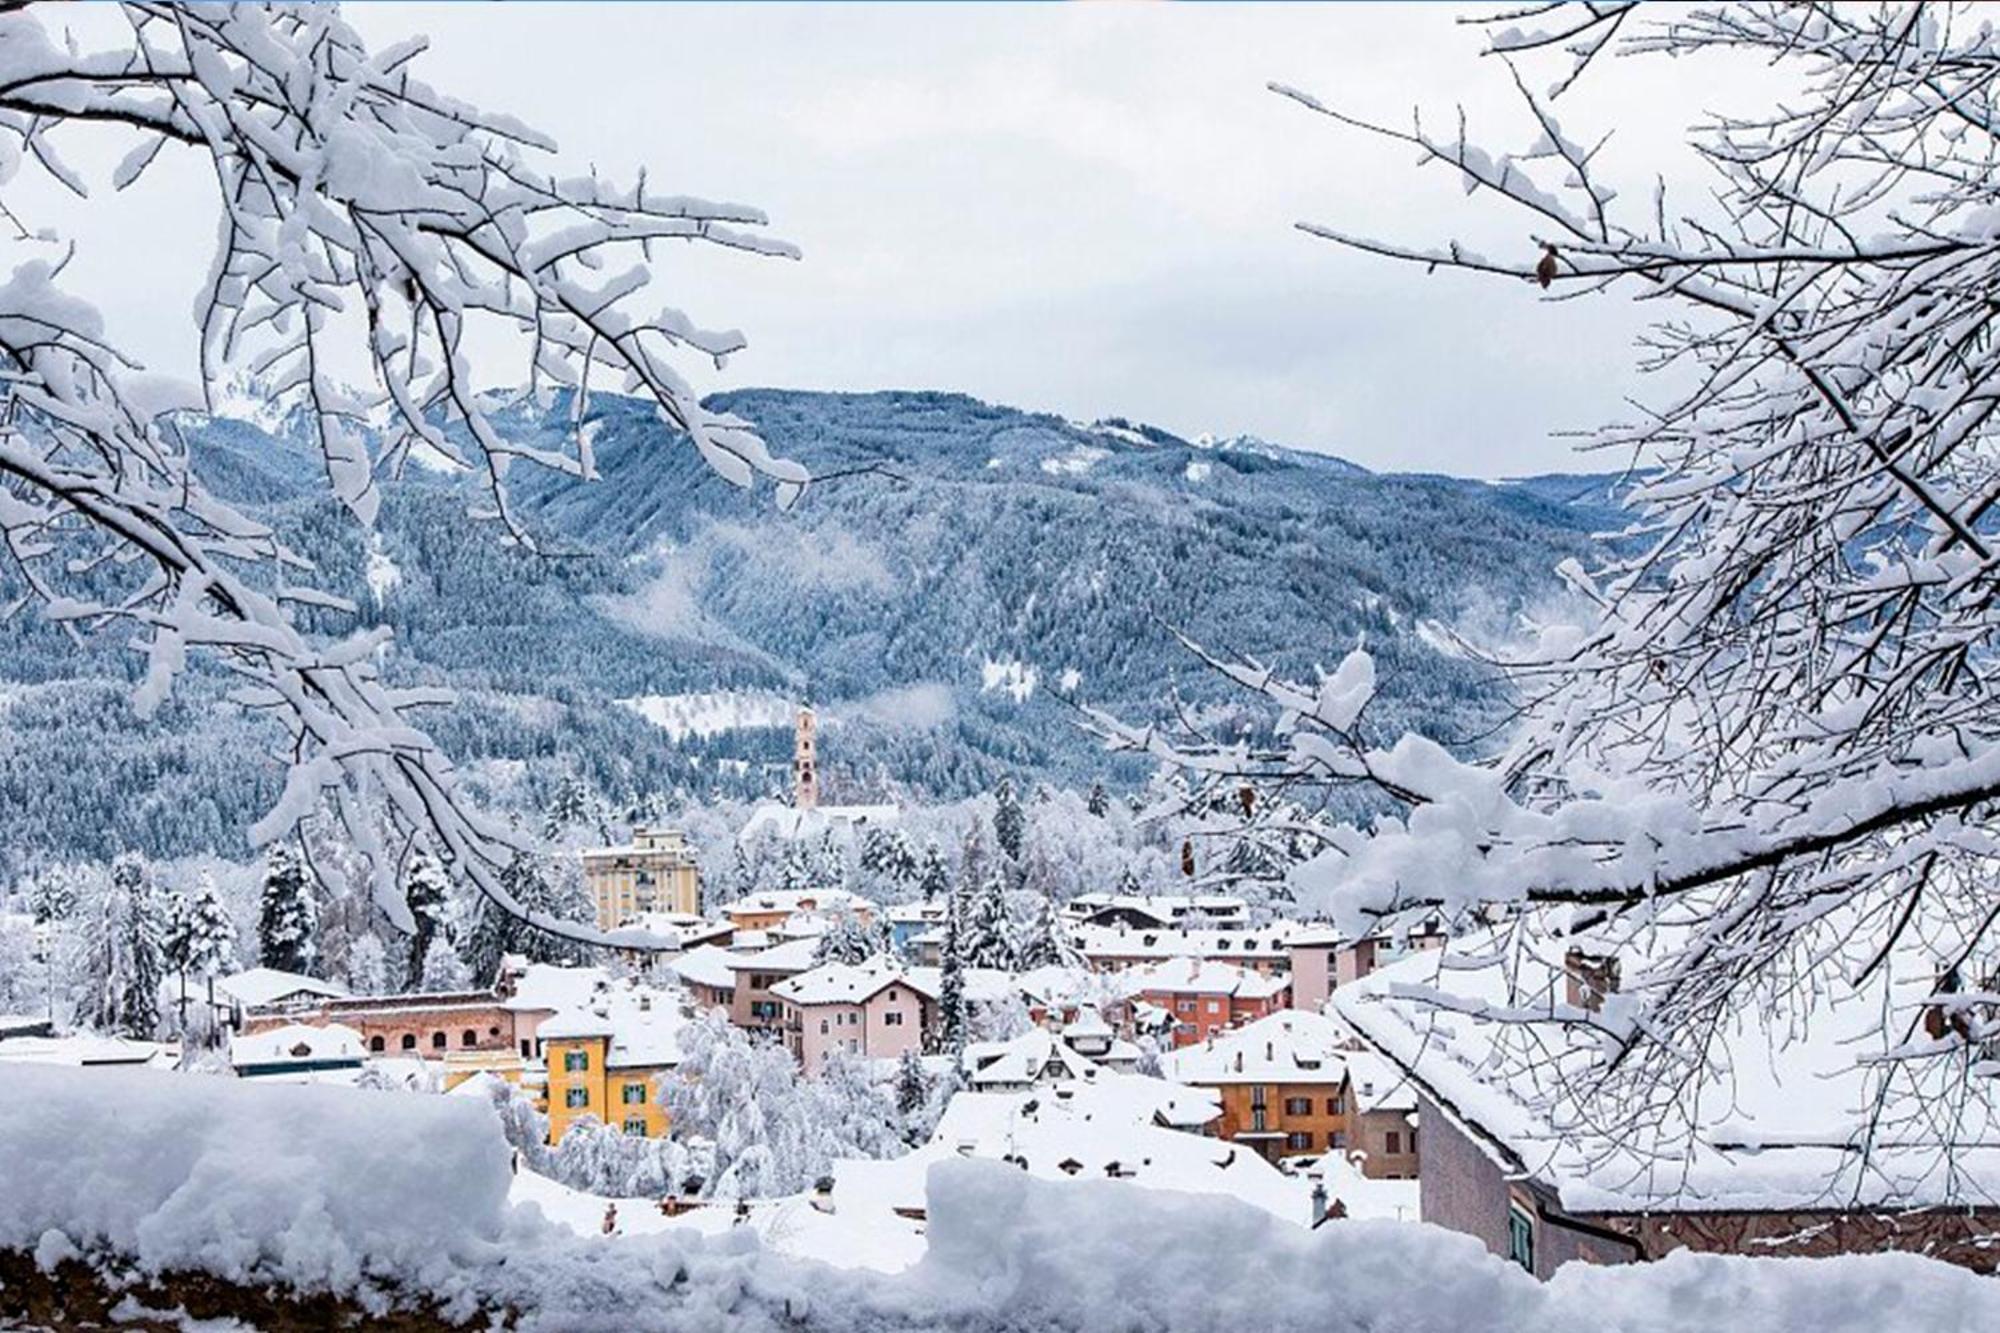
[{"left": 21, "top": 4, "right": 1731, "bottom": 477}]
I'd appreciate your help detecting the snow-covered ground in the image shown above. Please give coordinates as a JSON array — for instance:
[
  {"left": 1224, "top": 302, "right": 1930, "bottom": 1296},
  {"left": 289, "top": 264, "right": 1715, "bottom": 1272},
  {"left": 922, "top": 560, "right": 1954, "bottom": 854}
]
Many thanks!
[
  {"left": 6, "top": 1066, "right": 1999, "bottom": 1331},
  {"left": 619, "top": 690, "right": 796, "bottom": 741}
]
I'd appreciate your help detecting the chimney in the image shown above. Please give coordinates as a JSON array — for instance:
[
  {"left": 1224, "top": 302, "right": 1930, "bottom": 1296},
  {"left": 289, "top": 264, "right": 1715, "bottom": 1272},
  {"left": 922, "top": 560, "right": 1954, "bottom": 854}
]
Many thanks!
[
  {"left": 1564, "top": 948, "right": 1621, "bottom": 1014},
  {"left": 1310, "top": 1178, "right": 1329, "bottom": 1227}
]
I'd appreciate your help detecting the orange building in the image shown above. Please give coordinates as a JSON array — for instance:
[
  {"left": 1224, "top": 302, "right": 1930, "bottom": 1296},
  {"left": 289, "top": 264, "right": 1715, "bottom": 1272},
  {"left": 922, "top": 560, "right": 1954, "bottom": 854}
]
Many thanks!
[{"left": 1162, "top": 1010, "right": 1357, "bottom": 1162}]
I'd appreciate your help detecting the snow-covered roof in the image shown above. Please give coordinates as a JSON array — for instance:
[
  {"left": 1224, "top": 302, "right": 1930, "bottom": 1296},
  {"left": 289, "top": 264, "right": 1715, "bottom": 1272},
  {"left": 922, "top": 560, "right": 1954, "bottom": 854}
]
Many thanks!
[
  {"left": 1343, "top": 1051, "right": 1416, "bottom": 1114},
  {"left": 598, "top": 912, "right": 730, "bottom": 950},
  {"left": 538, "top": 984, "right": 687, "bottom": 1069},
  {"left": 1013, "top": 963, "right": 1141, "bottom": 1007},
  {"left": 1162, "top": 1010, "right": 1355, "bottom": 1085},
  {"left": 903, "top": 965, "right": 1016, "bottom": 1007},
  {"left": 579, "top": 827, "right": 694, "bottom": 862},
  {"left": 500, "top": 962, "right": 610, "bottom": 1014},
  {"left": 886, "top": 900, "right": 948, "bottom": 925},
  {"left": 1067, "top": 892, "right": 1250, "bottom": 922},
  {"left": 737, "top": 802, "right": 900, "bottom": 842},
  {"left": 879, "top": 1082, "right": 1295, "bottom": 1221},
  {"left": 963, "top": 1029, "right": 1106, "bottom": 1089},
  {"left": 772, "top": 956, "right": 925, "bottom": 1007},
  {"left": 1124, "top": 958, "right": 1290, "bottom": 1000},
  {"left": 231, "top": 1022, "right": 366, "bottom": 1072},
  {"left": 725, "top": 935, "right": 824, "bottom": 975},
  {"left": 215, "top": 967, "right": 348, "bottom": 1009},
  {"left": 1333, "top": 928, "right": 2000, "bottom": 1213},
  {"left": 0, "top": 1033, "right": 177, "bottom": 1068},
  {"left": 718, "top": 887, "right": 878, "bottom": 920},
  {"left": 1074, "top": 922, "right": 1299, "bottom": 963},
  {"left": 669, "top": 944, "right": 739, "bottom": 993}
]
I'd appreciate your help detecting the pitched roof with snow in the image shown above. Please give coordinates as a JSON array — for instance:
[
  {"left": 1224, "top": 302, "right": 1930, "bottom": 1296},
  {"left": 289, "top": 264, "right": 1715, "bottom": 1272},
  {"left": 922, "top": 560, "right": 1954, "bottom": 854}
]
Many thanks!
[
  {"left": 538, "top": 982, "right": 687, "bottom": 1069},
  {"left": 737, "top": 803, "right": 901, "bottom": 843},
  {"left": 215, "top": 967, "right": 349, "bottom": 1009},
  {"left": 1125, "top": 958, "right": 1290, "bottom": 1000},
  {"left": 230, "top": 1022, "right": 365, "bottom": 1069},
  {"left": 1162, "top": 1010, "right": 1355, "bottom": 1086},
  {"left": 670, "top": 944, "right": 739, "bottom": 993},
  {"left": 725, "top": 935, "right": 824, "bottom": 975},
  {"left": 500, "top": 963, "right": 610, "bottom": 1014},
  {"left": 1074, "top": 923, "right": 1300, "bottom": 963},
  {"left": 1332, "top": 927, "right": 2000, "bottom": 1213},
  {"left": 719, "top": 887, "right": 878, "bottom": 920},
  {"left": 772, "top": 957, "right": 924, "bottom": 1007},
  {"left": 867, "top": 1081, "right": 1295, "bottom": 1222}
]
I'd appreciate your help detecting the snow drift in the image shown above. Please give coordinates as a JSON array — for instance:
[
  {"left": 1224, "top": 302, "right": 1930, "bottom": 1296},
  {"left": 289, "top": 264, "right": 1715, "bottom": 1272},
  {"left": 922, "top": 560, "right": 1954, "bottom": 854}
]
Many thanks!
[{"left": 1, "top": 1066, "right": 1996, "bottom": 1331}]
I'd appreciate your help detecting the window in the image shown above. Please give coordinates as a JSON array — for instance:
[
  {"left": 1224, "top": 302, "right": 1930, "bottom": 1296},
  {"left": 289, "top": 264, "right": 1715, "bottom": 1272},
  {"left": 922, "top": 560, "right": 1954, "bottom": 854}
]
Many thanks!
[
  {"left": 1331, "top": 1130, "right": 1347, "bottom": 1150},
  {"left": 520, "top": 1040, "right": 531, "bottom": 1058},
  {"left": 400, "top": 1034, "right": 416, "bottom": 1051},
  {"left": 565, "top": 1088, "right": 588, "bottom": 1108},
  {"left": 1507, "top": 1205, "right": 1535, "bottom": 1273},
  {"left": 369, "top": 1036, "right": 385, "bottom": 1053},
  {"left": 1386, "top": 1131, "right": 1402, "bottom": 1155},
  {"left": 1176, "top": 999, "right": 1194, "bottom": 1014},
  {"left": 1206, "top": 1000, "right": 1221, "bottom": 1015},
  {"left": 1251, "top": 1107, "right": 1268, "bottom": 1132},
  {"left": 564, "top": 1049, "right": 589, "bottom": 1072},
  {"left": 820, "top": 1019, "right": 829, "bottom": 1035},
  {"left": 1284, "top": 1097, "right": 1312, "bottom": 1116},
  {"left": 1250, "top": 1085, "right": 1268, "bottom": 1108},
  {"left": 1286, "top": 1131, "right": 1313, "bottom": 1151},
  {"left": 624, "top": 1117, "right": 648, "bottom": 1136},
  {"left": 461, "top": 1029, "right": 477, "bottom": 1048},
  {"left": 621, "top": 1082, "right": 647, "bottom": 1105},
  {"left": 884, "top": 1011, "right": 904, "bottom": 1026},
  {"left": 1330, "top": 1095, "right": 1345, "bottom": 1116},
  {"left": 431, "top": 1031, "right": 447, "bottom": 1050}
]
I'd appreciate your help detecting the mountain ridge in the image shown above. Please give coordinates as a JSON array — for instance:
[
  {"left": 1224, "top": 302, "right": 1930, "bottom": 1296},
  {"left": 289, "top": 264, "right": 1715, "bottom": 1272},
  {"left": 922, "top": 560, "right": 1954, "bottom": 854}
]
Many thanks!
[{"left": 0, "top": 386, "right": 1614, "bottom": 872}]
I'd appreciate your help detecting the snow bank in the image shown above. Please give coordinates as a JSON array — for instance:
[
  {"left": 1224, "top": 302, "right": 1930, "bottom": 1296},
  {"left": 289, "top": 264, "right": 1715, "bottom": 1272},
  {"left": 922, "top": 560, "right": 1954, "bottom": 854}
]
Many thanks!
[
  {"left": 0, "top": 1065, "right": 512, "bottom": 1298},
  {"left": 4, "top": 1067, "right": 1998, "bottom": 1331}
]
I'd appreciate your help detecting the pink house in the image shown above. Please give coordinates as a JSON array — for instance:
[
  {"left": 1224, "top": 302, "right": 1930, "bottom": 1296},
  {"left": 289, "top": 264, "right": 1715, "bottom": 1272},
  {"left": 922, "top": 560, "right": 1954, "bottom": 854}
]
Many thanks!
[
  {"left": 1288, "top": 927, "right": 1342, "bottom": 1014},
  {"left": 770, "top": 958, "right": 936, "bottom": 1071}
]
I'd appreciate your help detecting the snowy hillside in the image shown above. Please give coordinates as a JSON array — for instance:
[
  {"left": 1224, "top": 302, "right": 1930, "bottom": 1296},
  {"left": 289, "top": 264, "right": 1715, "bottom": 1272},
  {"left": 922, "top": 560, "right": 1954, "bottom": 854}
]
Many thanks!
[{"left": 0, "top": 388, "right": 1610, "bottom": 871}]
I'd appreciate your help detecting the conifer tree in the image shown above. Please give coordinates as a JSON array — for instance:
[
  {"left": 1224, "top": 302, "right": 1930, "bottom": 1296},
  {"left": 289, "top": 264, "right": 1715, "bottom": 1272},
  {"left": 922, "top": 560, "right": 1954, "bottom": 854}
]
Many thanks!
[
  {"left": 894, "top": 1046, "right": 929, "bottom": 1117},
  {"left": 937, "top": 894, "right": 969, "bottom": 1057},
  {"left": 993, "top": 776, "right": 1025, "bottom": 864},
  {"left": 27, "top": 868, "right": 78, "bottom": 925},
  {"left": 813, "top": 910, "right": 877, "bottom": 966},
  {"left": 402, "top": 851, "right": 453, "bottom": 988},
  {"left": 917, "top": 842, "right": 950, "bottom": 902},
  {"left": 1014, "top": 889, "right": 1078, "bottom": 970},
  {"left": 420, "top": 935, "right": 474, "bottom": 991},
  {"left": 82, "top": 857, "right": 164, "bottom": 1039},
  {"left": 256, "top": 843, "right": 317, "bottom": 975}
]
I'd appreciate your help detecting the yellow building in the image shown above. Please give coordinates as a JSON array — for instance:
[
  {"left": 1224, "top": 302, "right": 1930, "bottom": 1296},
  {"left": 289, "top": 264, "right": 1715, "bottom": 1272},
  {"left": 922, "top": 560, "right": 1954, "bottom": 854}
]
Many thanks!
[
  {"left": 538, "top": 998, "right": 682, "bottom": 1142},
  {"left": 582, "top": 827, "right": 701, "bottom": 930}
]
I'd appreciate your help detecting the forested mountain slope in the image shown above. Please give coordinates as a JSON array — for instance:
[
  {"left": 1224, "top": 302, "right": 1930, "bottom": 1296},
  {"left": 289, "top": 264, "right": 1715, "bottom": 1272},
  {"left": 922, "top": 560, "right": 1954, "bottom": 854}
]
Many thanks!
[{"left": 0, "top": 388, "right": 1613, "bottom": 870}]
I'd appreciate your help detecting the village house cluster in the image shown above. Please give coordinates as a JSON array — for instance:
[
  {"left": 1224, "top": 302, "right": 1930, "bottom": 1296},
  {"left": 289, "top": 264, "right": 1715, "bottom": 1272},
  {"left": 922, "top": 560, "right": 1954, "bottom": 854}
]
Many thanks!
[{"left": 6, "top": 712, "right": 1988, "bottom": 1279}]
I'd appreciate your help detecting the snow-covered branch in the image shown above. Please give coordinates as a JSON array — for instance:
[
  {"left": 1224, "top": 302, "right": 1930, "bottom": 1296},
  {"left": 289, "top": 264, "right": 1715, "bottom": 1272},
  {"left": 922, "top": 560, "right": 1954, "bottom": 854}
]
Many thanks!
[{"left": 0, "top": 4, "right": 808, "bottom": 947}]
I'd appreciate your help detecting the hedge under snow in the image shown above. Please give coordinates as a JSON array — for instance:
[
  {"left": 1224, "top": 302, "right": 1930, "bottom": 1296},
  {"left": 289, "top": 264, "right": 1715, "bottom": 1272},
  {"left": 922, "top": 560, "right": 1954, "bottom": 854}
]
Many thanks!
[{"left": 1, "top": 1067, "right": 1996, "bottom": 1331}]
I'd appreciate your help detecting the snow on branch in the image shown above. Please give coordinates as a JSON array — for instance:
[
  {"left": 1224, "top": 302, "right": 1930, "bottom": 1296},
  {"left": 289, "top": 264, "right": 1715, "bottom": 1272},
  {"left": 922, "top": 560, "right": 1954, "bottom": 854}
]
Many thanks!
[
  {"left": 1113, "top": 1, "right": 2000, "bottom": 1170},
  {"left": 0, "top": 3, "right": 808, "bottom": 948}
]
